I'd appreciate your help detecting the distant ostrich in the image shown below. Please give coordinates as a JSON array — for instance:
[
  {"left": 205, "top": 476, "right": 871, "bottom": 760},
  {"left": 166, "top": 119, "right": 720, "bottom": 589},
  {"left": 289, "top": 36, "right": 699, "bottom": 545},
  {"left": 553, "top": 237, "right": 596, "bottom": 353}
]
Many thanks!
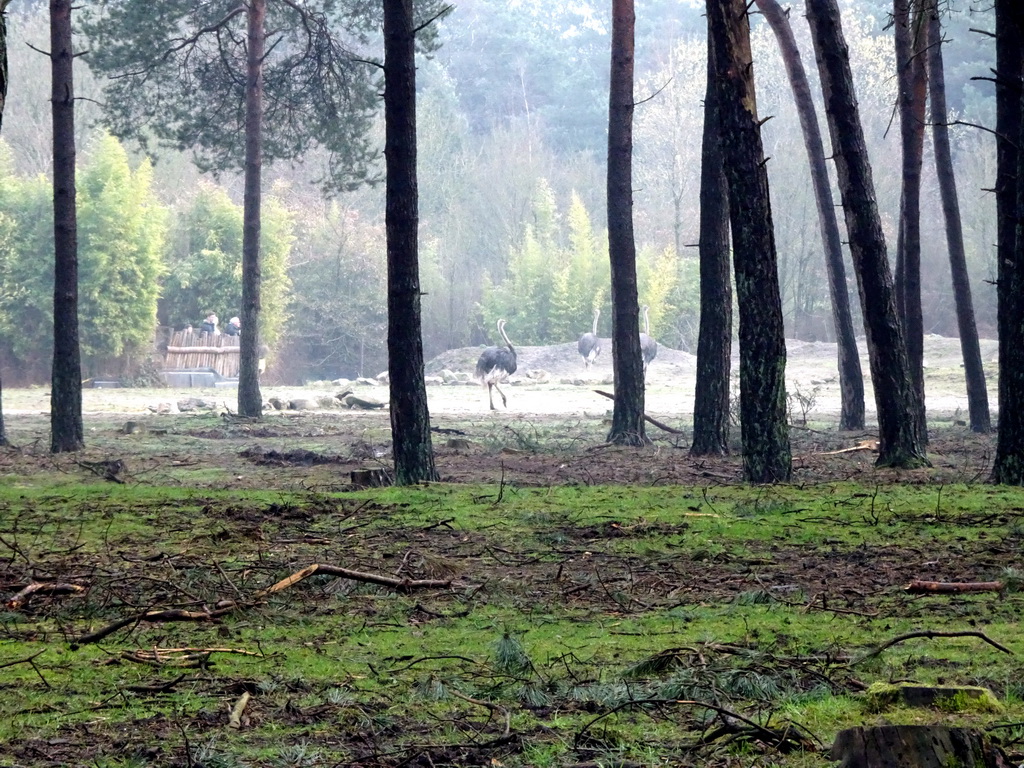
[
  {"left": 577, "top": 308, "right": 602, "bottom": 369},
  {"left": 639, "top": 305, "right": 658, "bottom": 377},
  {"left": 475, "top": 319, "right": 518, "bottom": 410}
]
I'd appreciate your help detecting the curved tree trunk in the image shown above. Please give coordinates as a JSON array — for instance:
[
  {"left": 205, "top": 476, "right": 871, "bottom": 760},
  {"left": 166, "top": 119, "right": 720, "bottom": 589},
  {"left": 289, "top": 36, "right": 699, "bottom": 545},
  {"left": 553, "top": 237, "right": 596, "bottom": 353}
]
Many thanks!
[
  {"left": 706, "top": 0, "right": 790, "bottom": 483},
  {"left": 690, "top": 29, "right": 732, "bottom": 457},
  {"left": 237, "top": 0, "right": 265, "bottom": 419},
  {"left": 925, "top": 2, "right": 990, "bottom": 434},
  {"left": 384, "top": 0, "right": 438, "bottom": 484},
  {"left": 50, "top": 0, "right": 83, "bottom": 453},
  {"left": 606, "top": 0, "right": 648, "bottom": 447},
  {"left": 807, "top": 0, "right": 927, "bottom": 469},
  {"left": 753, "top": 0, "right": 864, "bottom": 432},
  {"left": 893, "top": 0, "right": 928, "bottom": 446},
  {"left": 992, "top": 0, "right": 1024, "bottom": 483}
]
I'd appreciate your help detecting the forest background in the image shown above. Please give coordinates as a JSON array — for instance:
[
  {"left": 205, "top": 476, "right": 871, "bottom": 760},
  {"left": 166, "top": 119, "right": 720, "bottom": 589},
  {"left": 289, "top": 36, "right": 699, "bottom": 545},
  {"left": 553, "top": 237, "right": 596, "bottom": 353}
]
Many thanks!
[{"left": 0, "top": 0, "right": 997, "bottom": 385}]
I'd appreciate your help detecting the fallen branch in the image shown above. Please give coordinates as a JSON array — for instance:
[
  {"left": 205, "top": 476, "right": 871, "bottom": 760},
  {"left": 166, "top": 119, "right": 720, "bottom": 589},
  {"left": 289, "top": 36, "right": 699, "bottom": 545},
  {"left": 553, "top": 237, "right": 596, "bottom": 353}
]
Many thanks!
[
  {"left": 855, "top": 630, "right": 1014, "bottom": 664},
  {"left": 0, "top": 650, "right": 46, "bottom": 671},
  {"left": 124, "top": 674, "right": 189, "bottom": 693},
  {"left": 819, "top": 440, "right": 879, "bottom": 455},
  {"left": 71, "top": 606, "right": 237, "bottom": 648},
  {"left": 0, "top": 650, "right": 51, "bottom": 688},
  {"left": 139, "top": 646, "right": 262, "bottom": 657},
  {"left": 75, "top": 458, "right": 127, "bottom": 483},
  {"left": 122, "top": 651, "right": 211, "bottom": 668},
  {"left": 255, "top": 563, "right": 452, "bottom": 597},
  {"left": 574, "top": 697, "right": 814, "bottom": 753},
  {"left": 449, "top": 688, "right": 511, "bottom": 737},
  {"left": 227, "top": 691, "right": 251, "bottom": 729},
  {"left": 72, "top": 564, "right": 451, "bottom": 646},
  {"left": 905, "top": 580, "right": 1004, "bottom": 594},
  {"left": 593, "top": 390, "right": 685, "bottom": 434},
  {"left": 6, "top": 581, "right": 87, "bottom": 610}
]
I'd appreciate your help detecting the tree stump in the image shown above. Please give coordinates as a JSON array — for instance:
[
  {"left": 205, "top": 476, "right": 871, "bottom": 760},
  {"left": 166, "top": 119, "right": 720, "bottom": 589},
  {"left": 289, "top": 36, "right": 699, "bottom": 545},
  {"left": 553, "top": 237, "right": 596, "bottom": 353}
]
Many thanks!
[
  {"left": 865, "top": 684, "right": 1002, "bottom": 713},
  {"left": 350, "top": 468, "right": 391, "bottom": 488},
  {"left": 831, "top": 725, "right": 1011, "bottom": 768}
]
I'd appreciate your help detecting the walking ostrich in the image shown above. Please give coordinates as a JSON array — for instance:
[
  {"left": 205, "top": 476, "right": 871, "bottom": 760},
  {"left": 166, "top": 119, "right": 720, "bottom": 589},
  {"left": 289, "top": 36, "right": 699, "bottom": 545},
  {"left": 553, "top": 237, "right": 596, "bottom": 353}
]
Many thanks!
[
  {"left": 639, "top": 305, "right": 658, "bottom": 377},
  {"left": 577, "top": 307, "right": 602, "bottom": 369},
  {"left": 475, "top": 319, "right": 517, "bottom": 410}
]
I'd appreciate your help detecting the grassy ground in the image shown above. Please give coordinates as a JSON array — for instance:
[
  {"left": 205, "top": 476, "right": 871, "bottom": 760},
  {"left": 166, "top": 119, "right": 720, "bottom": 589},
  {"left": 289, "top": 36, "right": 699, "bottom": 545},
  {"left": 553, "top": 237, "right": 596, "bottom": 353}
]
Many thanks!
[
  {"left": 0, "top": 341, "right": 1017, "bottom": 765},
  {"left": 1, "top": 465, "right": 1022, "bottom": 766}
]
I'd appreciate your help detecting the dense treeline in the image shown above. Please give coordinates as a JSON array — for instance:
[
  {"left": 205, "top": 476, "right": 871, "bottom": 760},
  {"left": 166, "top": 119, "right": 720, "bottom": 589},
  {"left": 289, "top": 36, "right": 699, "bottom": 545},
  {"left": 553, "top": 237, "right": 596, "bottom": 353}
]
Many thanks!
[{"left": 0, "top": 1, "right": 996, "bottom": 384}]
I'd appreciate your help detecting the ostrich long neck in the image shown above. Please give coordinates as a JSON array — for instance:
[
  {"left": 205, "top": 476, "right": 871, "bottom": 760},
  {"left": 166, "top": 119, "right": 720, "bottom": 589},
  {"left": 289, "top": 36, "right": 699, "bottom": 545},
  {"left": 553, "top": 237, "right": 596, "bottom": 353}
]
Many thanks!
[
  {"left": 592, "top": 309, "right": 600, "bottom": 335},
  {"left": 499, "top": 322, "right": 515, "bottom": 354},
  {"left": 643, "top": 307, "right": 650, "bottom": 335}
]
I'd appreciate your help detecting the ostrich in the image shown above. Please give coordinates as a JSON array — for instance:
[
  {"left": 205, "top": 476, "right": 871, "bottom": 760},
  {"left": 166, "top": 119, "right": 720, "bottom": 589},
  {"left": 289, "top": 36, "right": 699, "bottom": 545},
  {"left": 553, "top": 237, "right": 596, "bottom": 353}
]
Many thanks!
[
  {"left": 639, "top": 305, "right": 658, "bottom": 377},
  {"left": 577, "top": 307, "right": 602, "bottom": 369},
  {"left": 475, "top": 319, "right": 518, "bottom": 410}
]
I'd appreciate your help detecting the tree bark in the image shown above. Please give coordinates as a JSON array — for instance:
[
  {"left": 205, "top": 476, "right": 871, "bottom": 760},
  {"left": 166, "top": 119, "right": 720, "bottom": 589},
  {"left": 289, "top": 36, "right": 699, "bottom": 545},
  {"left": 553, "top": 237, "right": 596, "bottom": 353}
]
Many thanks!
[
  {"left": 924, "top": 2, "right": 990, "bottom": 434},
  {"left": 690, "top": 28, "right": 732, "bottom": 457},
  {"left": 706, "top": 0, "right": 790, "bottom": 482},
  {"left": 384, "top": 0, "right": 438, "bottom": 484},
  {"left": 991, "top": 0, "right": 1024, "bottom": 483},
  {"left": 807, "top": 0, "right": 927, "bottom": 469},
  {"left": 893, "top": 0, "right": 928, "bottom": 446},
  {"left": 0, "top": 371, "right": 6, "bottom": 447},
  {"left": 0, "top": 1, "right": 9, "bottom": 447},
  {"left": 754, "top": 0, "right": 864, "bottom": 432},
  {"left": 606, "top": 0, "right": 648, "bottom": 447},
  {"left": 0, "top": 1, "right": 9, "bottom": 135},
  {"left": 237, "top": 0, "right": 265, "bottom": 419},
  {"left": 49, "top": 0, "right": 83, "bottom": 454}
]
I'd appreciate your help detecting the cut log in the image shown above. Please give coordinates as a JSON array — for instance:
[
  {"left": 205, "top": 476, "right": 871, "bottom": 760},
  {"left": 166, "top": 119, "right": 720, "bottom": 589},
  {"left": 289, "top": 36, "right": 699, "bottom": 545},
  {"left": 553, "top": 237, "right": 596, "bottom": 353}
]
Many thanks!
[
  {"left": 831, "top": 725, "right": 1011, "bottom": 768},
  {"left": 905, "top": 580, "right": 1004, "bottom": 594}
]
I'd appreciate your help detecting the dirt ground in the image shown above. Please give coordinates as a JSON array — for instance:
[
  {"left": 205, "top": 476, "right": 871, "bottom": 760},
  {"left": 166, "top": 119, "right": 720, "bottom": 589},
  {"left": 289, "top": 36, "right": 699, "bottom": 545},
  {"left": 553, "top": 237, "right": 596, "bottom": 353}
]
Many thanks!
[{"left": 0, "top": 334, "right": 1001, "bottom": 488}]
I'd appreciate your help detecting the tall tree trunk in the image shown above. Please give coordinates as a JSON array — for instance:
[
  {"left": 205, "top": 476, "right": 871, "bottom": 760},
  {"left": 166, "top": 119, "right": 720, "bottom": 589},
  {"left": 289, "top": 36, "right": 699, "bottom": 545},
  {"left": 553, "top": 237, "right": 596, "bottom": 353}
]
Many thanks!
[
  {"left": 893, "top": 0, "right": 928, "bottom": 446},
  {"left": 0, "top": 372, "right": 5, "bottom": 447},
  {"left": 753, "top": 0, "right": 864, "bottom": 432},
  {"left": 992, "top": 0, "right": 1024, "bottom": 483},
  {"left": 49, "top": 0, "right": 82, "bottom": 454},
  {"left": 925, "top": 2, "right": 990, "bottom": 434},
  {"left": 807, "top": 0, "right": 927, "bottom": 469},
  {"left": 384, "top": 0, "right": 438, "bottom": 484},
  {"left": 690, "top": 29, "right": 732, "bottom": 457},
  {"left": 237, "top": 0, "right": 265, "bottom": 418},
  {"left": 606, "top": 0, "right": 648, "bottom": 447},
  {"left": 706, "top": 0, "right": 790, "bottom": 483},
  {"left": 0, "top": 0, "right": 10, "bottom": 448}
]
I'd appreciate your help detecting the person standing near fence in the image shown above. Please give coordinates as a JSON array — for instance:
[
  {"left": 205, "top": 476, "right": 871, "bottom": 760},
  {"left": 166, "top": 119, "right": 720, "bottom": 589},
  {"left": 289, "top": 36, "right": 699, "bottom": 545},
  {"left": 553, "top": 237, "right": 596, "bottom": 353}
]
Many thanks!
[
  {"left": 200, "top": 312, "right": 219, "bottom": 336},
  {"left": 224, "top": 316, "right": 241, "bottom": 336}
]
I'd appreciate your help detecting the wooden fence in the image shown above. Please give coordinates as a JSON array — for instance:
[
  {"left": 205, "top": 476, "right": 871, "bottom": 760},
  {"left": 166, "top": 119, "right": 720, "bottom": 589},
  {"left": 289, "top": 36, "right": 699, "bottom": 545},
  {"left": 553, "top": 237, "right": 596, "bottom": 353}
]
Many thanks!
[{"left": 164, "top": 328, "right": 241, "bottom": 378}]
